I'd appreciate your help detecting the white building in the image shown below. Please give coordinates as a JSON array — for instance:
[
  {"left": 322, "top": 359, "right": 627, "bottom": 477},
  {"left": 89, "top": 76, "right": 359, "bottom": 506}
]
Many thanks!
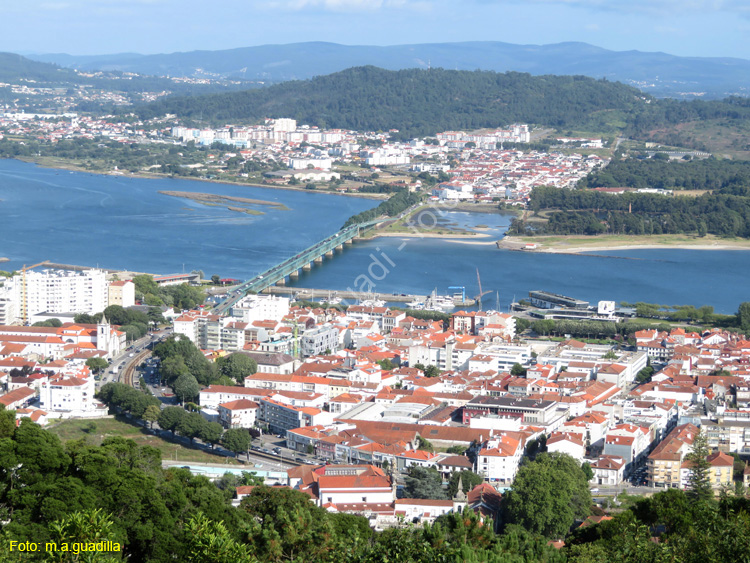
[
  {"left": 108, "top": 280, "right": 135, "bottom": 308},
  {"left": 301, "top": 325, "right": 339, "bottom": 357},
  {"left": 231, "top": 295, "right": 290, "bottom": 324},
  {"left": 218, "top": 399, "right": 258, "bottom": 429},
  {"left": 8, "top": 269, "right": 108, "bottom": 322},
  {"left": 39, "top": 375, "right": 96, "bottom": 413},
  {"left": 475, "top": 434, "right": 523, "bottom": 485},
  {"left": 589, "top": 454, "right": 626, "bottom": 485}
]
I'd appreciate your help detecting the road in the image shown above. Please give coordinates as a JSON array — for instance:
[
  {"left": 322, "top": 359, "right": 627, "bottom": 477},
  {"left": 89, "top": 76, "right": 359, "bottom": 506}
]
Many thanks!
[{"left": 96, "top": 327, "right": 172, "bottom": 391}]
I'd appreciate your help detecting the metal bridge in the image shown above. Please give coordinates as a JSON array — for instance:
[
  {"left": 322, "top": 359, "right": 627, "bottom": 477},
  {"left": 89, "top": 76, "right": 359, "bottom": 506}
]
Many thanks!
[{"left": 213, "top": 218, "right": 383, "bottom": 315}]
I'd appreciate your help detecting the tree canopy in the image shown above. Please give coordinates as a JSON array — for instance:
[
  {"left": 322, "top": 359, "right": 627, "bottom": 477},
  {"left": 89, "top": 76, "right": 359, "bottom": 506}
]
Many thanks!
[{"left": 503, "top": 453, "right": 591, "bottom": 538}]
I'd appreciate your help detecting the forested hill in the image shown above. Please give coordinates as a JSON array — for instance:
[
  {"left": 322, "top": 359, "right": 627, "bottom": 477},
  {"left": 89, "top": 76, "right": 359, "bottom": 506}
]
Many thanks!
[
  {"left": 132, "top": 66, "right": 650, "bottom": 138},
  {"left": 0, "top": 52, "right": 78, "bottom": 83}
]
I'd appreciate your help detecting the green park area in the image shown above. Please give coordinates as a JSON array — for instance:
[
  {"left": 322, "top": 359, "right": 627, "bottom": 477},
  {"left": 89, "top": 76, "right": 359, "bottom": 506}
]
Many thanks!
[{"left": 48, "top": 415, "right": 240, "bottom": 465}]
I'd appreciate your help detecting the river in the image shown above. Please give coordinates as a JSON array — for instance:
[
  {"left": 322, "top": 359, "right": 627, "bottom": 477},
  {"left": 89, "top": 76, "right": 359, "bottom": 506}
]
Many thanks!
[{"left": 0, "top": 159, "right": 748, "bottom": 314}]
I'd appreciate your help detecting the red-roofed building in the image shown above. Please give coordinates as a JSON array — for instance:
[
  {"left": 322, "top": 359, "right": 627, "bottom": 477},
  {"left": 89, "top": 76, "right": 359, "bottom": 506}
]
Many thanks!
[
  {"left": 0, "top": 387, "right": 35, "bottom": 409},
  {"left": 217, "top": 399, "right": 258, "bottom": 428}
]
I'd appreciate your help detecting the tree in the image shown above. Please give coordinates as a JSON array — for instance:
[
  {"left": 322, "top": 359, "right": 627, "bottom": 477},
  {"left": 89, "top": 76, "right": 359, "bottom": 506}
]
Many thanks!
[
  {"left": 177, "top": 412, "right": 207, "bottom": 444},
  {"left": 216, "top": 353, "right": 257, "bottom": 384},
  {"left": 416, "top": 435, "right": 434, "bottom": 452},
  {"left": 447, "top": 470, "right": 484, "bottom": 497},
  {"left": 221, "top": 428, "right": 251, "bottom": 457},
  {"left": 173, "top": 373, "right": 201, "bottom": 404},
  {"left": 142, "top": 405, "right": 161, "bottom": 429},
  {"left": 0, "top": 407, "right": 16, "bottom": 439},
  {"left": 581, "top": 462, "right": 594, "bottom": 481},
  {"left": 503, "top": 452, "right": 591, "bottom": 538},
  {"left": 636, "top": 366, "right": 655, "bottom": 384},
  {"left": 685, "top": 431, "right": 713, "bottom": 502},
  {"left": 738, "top": 302, "right": 750, "bottom": 331},
  {"left": 47, "top": 508, "right": 124, "bottom": 563},
  {"left": 376, "top": 358, "right": 395, "bottom": 371},
  {"left": 85, "top": 357, "right": 108, "bottom": 374},
  {"left": 158, "top": 406, "right": 187, "bottom": 435},
  {"left": 424, "top": 365, "right": 440, "bottom": 378},
  {"left": 240, "top": 486, "right": 339, "bottom": 562},
  {"left": 32, "top": 318, "right": 62, "bottom": 327},
  {"left": 211, "top": 275, "right": 221, "bottom": 285},
  {"left": 184, "top": 511, "right": 256, "bottom": 563},
  {"left": 510, "top": 363, "right": 526, "bottom": 376},
  {"left": 200, "top": 421, "right": 224, "bottom": 449},
  {"left": 403, "top": 466, "right": 445, "bottom": 499}
]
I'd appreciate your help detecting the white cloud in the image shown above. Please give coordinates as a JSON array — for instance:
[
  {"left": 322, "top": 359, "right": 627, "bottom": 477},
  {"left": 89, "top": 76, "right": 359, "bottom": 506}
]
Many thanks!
[
  {"left": 471, "top": 0, "right": 750, "bottom": 16},
  {"left": 263, "top": 0, "right": 409, "bottom": 11}
]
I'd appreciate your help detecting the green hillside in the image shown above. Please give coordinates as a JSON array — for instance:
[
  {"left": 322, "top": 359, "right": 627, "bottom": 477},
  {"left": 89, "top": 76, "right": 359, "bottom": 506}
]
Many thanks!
[{"left": 133, "top": 66, "right": 651, "bottom": 138}]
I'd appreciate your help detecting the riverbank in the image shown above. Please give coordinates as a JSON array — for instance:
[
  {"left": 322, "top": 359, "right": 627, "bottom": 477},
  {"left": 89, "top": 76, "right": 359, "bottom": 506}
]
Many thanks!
[
  {"left": 11, "top": 156, "right": 387, "bottom": 200},
  {"left": 499, "top": 234, "right": 750, "bottom": 253}
]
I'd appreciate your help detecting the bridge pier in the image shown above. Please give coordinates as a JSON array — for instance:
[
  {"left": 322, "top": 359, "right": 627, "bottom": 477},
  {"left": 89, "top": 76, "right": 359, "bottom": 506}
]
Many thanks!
[
  {"left": 290, "top": 270, "right": 299, "bottom": 279},
  {"left": 314, "top": 257, "right": 323, "bottom": 264},
  {"left": 303, "top": 263, "right": 312, "bottom": 271},
  {"left": 336, "top": 244, "right": 344, "bottom": 251},
  {"left": 275, "top": 277, "right": 286, "bottom": 286},
  {"left": 344, "top": 239, "right": 353, "bottom": 245},
  {"left": 325, "top": 251, "right": 334, "bottom": 258}
]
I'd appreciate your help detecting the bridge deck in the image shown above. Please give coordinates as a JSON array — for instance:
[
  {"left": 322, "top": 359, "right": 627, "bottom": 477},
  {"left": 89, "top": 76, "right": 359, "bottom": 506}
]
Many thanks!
[{"left": 213, "top": 218, "right": 383, "bottom": 315}]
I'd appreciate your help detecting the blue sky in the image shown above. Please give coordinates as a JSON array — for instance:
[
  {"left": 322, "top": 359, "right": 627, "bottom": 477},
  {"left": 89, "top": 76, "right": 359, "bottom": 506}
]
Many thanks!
[{"left": 5, "top": 0, "right": 750, "bottom": 59}]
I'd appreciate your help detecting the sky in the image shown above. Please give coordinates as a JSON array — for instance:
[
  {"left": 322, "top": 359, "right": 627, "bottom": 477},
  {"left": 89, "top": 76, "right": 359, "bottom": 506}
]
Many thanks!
[{"left": 4, "top": 0, "right": 750, "bottom": 60}]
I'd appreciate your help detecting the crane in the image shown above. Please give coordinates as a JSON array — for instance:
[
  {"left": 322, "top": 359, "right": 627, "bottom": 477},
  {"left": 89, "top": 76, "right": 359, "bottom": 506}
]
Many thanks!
[
  {"left": 20, "top": 261, "right": 48, "bottom": 325},
  {"left": 474, "top": 268, "right": 491, "bottom": 312}
]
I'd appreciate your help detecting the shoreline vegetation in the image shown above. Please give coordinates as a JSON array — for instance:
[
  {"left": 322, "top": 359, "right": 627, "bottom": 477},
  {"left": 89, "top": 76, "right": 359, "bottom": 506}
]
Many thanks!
[
  {"left": 499, "top": 234, "right": 750, "bottom": 253},
  {"left": 11, "top": 155, "right": 388, "bottom": 200},
  {"left": 158, "top": 190, "right": 290, "bottom": 215}
]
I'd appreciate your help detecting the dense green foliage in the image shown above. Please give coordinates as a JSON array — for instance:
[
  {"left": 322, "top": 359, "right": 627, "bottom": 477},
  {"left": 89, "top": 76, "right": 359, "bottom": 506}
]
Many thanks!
[
  {"left": 510, "top": 184, "right": 750, "bottom": 238},
  {"left": 0, "top": 415, "right": 246, "bottom": 562},
  {"left": 503, "top": 453, "right": 591, "bottom": 538},
  {"left": 97, "top": 382, "right": 161, "bottom": 418},
  {"left": 342, "top": 189, "right": 423, "bottom": 228},
  {"left": 132, "top": 274, "right": 205, "bottom": 310},
  {"left": 5, "top": 402, "right": 750, "bottom": 562},
  {"left": 153, "top": 334, "right": 218, "bottom": 386},
  {"left": 565, "top": 488, "right": 750, "bottom": 563},
  {"left": 134, "top": 66, "right": 651, "bottom": 138},
  {"left": 216, "top": 353, "right": 258, "bottom": 384},
  {"left": 579, "top": 155, "right": 750, "bottom": 191},
  {"left": 403, "top": 466, "right": 446, "bottom": 500}
]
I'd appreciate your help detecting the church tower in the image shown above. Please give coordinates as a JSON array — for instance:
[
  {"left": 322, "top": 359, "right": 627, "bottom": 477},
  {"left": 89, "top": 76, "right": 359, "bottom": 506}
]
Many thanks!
[
  {"left": 452, "top": 475, "right": 468, "bottom": 513},
  {"left": 97, "top": 314, "right": 111, "bottom": 356}
]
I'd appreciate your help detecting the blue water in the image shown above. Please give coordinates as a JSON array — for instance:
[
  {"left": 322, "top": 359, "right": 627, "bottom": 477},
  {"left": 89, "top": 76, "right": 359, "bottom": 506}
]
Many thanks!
[
  {"left": 288, "top": 210, "right": 750, "bottom": 315},
  {"left": 1, "top": 159, "right": 748, "bottom": 314},
  {"left": 0, "top": 159, "right": 374, "bottom": 278}
]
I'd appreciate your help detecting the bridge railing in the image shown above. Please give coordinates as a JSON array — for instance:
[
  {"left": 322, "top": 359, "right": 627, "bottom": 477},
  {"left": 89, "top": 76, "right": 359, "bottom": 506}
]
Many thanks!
[{"left": 214, "top": 219, "right": 382, "bottom": 313}]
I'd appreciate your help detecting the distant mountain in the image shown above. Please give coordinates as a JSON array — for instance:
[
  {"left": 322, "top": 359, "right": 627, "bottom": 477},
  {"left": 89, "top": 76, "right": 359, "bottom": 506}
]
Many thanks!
[
  {"left": 0, "top": 52, "right": 79, "bottom": 83},
  {"left": 28, "top": 41, "right": 750, "bottom": 99}
]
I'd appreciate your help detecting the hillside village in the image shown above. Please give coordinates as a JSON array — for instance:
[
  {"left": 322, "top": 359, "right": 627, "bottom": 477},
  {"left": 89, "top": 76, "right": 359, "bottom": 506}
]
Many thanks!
[
  {"left": 1, "top": 271, "right": 750, "bottom": 530},
  {"left": 0, "top": 114, "right": 604, "bottom": 205}
]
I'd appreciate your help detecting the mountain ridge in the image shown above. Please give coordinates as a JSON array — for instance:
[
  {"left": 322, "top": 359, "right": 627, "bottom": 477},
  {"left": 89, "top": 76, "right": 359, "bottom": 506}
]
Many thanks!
[{"left": 26, "top": 41, "right": 750, "bottom": 98}]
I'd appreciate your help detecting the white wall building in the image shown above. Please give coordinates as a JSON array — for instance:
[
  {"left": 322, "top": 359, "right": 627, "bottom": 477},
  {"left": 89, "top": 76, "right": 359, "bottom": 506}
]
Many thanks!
[
  {"left": 108, "top": 280, "right": 135, "bottom": 308},
  {"left": 231, "top": 295, "right": 290, "bottom": 324},
  {"left": 475, "top": 434, "right": 523, "bottom": 485},
  {"left": 9, "top": 269, "right": 108, "bottom": 321}
]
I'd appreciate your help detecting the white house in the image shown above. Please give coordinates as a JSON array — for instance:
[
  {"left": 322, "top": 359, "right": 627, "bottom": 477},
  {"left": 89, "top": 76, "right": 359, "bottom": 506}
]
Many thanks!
[
  {"left": 589, "top": 454, "right": 626, "bottom": 485},
  {"left": 217, "top": 399, "right": 258, "bottom": 429},
  {"left": 475, "top": 434, "right": 523, "bottom": 485}
]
